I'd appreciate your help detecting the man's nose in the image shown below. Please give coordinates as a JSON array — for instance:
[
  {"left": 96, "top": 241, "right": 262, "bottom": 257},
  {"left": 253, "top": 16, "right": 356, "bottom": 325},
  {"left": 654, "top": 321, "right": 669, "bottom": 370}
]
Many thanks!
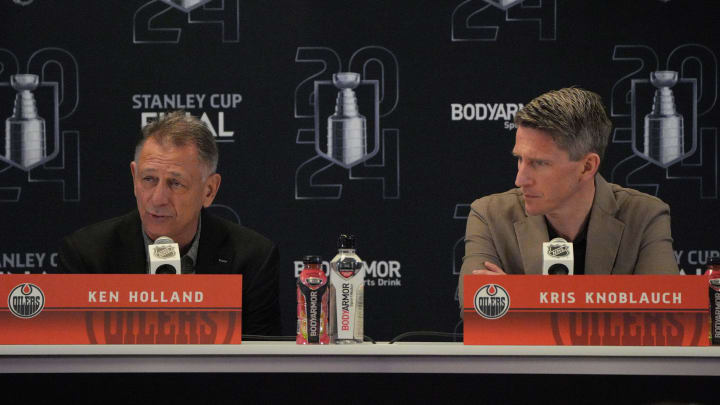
[
  {"left": 149, "top": 182, "right": 170, "bottom": 206},
  {"left": 515, "top": 163, "right": 532, "bottom": 188}
]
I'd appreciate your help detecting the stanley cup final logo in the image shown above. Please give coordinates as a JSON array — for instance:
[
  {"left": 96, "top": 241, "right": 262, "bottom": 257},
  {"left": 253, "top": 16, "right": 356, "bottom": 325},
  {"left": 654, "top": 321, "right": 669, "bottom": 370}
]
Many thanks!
[
  {"left": 327, "top": 73, "right": 368, "bottom": 167},
  {"left": 5, "top": 74, "right": 46, "bottom": 170},
  {"left": 643, "top": 71, "right": 684, "bottom": 167}
]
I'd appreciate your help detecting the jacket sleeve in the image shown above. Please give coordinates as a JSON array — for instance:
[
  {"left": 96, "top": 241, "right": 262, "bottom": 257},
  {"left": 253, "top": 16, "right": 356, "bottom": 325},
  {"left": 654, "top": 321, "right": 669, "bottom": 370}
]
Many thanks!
[
  {"left": 241, "top": 244, "right": 281, "bottom": 336},
  {"left": 458, "top": 198, "right": 503, "bottom": 313},
  {"left": 57, "top": 235, "right": 86, "bottom": 274},
  {"left": 633, "top": 203, "right": 680, "bottom": 275}
]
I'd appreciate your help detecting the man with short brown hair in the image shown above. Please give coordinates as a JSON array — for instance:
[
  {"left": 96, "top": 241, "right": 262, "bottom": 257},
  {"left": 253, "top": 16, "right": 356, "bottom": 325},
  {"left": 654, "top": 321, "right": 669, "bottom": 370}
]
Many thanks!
[{"left": 459, "top": 88, "right": 679, "bottom": 304}]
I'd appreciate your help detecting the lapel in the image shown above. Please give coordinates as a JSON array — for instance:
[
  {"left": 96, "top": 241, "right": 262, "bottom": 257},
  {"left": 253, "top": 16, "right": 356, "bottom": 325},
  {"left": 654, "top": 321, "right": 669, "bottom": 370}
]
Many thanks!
[
  {"left": 585, "top": 175, "right": 625, "bottom": 275},
  {"left": 195, "top": 209, "right": 234, "bottom": 274},
  {"left": 116, "top": 211, "right": 148, "bottom": 274},
  {"left": 513, "top": 213, "right": 548, "bottom": 275}
]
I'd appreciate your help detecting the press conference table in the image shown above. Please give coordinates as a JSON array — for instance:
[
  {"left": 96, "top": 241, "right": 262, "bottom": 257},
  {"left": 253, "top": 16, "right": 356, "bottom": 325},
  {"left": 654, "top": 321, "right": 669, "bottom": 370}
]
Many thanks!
[{"left": 1, "top": 342, "right": 719, "bottom": 375}]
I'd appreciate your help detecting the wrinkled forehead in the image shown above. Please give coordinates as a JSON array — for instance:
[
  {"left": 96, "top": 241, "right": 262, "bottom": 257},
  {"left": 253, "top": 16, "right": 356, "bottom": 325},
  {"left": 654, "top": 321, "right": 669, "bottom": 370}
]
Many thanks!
[{"left": 137, "top": 138, "right": 203, "bottom": 172}]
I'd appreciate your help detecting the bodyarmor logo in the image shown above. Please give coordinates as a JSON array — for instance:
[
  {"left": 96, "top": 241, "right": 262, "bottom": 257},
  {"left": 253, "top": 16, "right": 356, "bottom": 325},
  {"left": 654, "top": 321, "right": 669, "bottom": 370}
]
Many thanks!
[
  {"left": 450, "top": 103, "right": 523, "bottom": 121},
  {"left": 338, "top": 258, "right": 358, "bottom": 278},
  {"left": 547, "top": 244, "right": 570, "bottom": 257},
  {"left": 450, "top": 102, "right": 523, "bottom": 131},
  {"left": 8, "top": 283, "right": 45, "bottom": 319},
  {"left": 309, "top": 290, "right": 318, "bottom": 336},
  {"left": 306, "top": 277, "right": 324, "bottom": 287},
  {"left": 473, "top": 284, "right": 510, "bottom": 319},
  {"left": 294, "top": 260, "right": 401, "bottom": 287}
]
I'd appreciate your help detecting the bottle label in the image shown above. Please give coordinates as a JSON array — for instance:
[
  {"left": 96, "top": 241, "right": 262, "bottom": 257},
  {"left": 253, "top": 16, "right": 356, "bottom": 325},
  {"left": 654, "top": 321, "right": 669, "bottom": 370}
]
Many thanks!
[
  {"left": 711, "top": 279, "right": 720, "bottom": 345},
  {"left": 330, "top": 257, "right": 365, "bottom": 341},
  {"left": 297, "top": 268, "right": 329, "bottom": 345}
]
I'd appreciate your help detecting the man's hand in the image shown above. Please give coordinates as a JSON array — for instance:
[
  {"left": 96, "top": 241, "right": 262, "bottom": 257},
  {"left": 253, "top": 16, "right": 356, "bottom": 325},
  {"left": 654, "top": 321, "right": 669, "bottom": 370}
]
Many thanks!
[{"left": 472, "top": 261, "right": 506, "bottom": 275}]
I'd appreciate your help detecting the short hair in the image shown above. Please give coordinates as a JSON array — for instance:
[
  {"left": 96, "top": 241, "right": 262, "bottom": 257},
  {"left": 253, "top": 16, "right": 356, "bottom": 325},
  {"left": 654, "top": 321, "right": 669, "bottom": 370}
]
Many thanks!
[
  {"left": 135, "top": 111, "right": 218, "bottom": 176},
  {"left": 514, "top": 88, "right": 612, "bottom": 162}
]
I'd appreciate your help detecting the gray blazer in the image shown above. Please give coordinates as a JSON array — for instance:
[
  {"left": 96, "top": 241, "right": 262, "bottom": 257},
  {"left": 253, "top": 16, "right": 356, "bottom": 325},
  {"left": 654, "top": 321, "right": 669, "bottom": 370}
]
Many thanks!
[{"left": 459, "top": 175, "right": 679, "bottom": 304}]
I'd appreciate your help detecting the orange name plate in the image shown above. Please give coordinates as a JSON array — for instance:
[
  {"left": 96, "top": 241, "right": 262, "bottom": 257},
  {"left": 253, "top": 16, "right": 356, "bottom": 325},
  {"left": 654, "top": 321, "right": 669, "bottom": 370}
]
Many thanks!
[
  {"left": 0, "top": 274, "right": 242, "bottom": 344},
  {"left": 463, "top": 275, "right": 709, "bottom": 346}
]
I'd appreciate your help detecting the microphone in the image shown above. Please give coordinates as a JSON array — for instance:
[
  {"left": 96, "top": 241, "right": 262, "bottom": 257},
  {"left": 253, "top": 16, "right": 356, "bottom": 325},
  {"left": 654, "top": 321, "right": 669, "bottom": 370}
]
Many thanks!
[
  {"left": 148, "top": 236, "right": 181, "bottom": 275},
  {"left": 542, "top": 237, "right": 574, "bottom": 275}
]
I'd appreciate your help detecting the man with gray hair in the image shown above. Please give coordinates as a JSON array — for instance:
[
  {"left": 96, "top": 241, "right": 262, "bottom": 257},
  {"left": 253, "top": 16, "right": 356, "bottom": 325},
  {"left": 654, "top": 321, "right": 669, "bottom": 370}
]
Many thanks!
[
  {"left": 59, "top": 111, "right": 280, "bottom": 335},
  {"left": 459, "top": 88, "right": 678, "bottom": 301}
]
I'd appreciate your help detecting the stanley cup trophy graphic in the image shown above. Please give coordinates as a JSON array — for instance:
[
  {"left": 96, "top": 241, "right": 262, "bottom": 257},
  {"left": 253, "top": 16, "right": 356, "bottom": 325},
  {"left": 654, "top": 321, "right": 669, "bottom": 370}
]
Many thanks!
[
  {"left": 643, "top": 71, "right": 684, "bottom": 167},
  {"left": 5, "top": 74, "right": 46, "bottom": 169},
  {"left": 327, "top": 72, "right": 367, "bottom": 167},
  {"left": 167, "top": 0, "right": 207, "bottom": 10},
  {"left": 485, "top": 0, "right": 525, "bottom": 10}
]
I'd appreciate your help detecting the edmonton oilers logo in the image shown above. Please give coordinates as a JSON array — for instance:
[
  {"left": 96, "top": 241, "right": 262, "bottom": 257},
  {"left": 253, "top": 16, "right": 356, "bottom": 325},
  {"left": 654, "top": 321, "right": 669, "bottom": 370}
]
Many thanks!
[
  {"left": 473, "top": 284, "right": 510, "bottom": 319},
  {"left": 7, "top": 283, "right": 45, "bottom": 319}
]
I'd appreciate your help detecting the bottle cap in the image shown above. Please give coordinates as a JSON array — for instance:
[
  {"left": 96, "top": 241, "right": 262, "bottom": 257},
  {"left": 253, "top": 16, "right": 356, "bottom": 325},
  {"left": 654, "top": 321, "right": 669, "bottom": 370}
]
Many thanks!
[
  {"left": 337, "top": 234, "right": 357, "bottom": 249},
  {"left": 302, "top": 255, "right": 322, "bottom": 264}
]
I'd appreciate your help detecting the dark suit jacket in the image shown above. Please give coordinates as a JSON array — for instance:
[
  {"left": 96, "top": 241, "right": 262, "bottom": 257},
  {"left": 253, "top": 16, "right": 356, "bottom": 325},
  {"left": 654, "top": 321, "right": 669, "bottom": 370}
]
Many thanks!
[{"left": 58, "top": 210, "right": 281, "bottom": 336}]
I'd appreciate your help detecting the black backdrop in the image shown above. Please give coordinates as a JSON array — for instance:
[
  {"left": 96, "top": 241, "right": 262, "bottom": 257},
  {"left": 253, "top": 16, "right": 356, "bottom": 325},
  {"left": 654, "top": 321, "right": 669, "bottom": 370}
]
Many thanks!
[{"left": 1, "top": 0, "right": 719, "bottom": 341}]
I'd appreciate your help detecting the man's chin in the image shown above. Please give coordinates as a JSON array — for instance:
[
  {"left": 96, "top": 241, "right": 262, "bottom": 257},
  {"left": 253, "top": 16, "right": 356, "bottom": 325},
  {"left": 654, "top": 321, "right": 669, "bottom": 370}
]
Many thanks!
[
  {"left": 141, "top": 219, "right": 175, "bottom": 241},
  {"left": 524, "top": 203, "right": 545, "bottom": 216}
]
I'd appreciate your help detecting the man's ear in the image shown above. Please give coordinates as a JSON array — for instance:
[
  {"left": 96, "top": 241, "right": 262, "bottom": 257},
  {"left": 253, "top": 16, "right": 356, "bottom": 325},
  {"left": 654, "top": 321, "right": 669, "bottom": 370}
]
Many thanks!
[
  {"left": 202, "top": 173, "right": 221, "bottom": 207},
  {"left": 581, "top": 153, "right": 600, "bottom": 180},
  {"left": 130, "top": 161, "right": 138, "bottom": 194}
]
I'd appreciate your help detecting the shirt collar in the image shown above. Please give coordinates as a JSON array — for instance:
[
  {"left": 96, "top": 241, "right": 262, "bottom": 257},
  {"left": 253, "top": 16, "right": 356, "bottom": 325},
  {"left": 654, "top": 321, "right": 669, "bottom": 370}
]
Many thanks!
[{"left": 142, "top": 217, "right": 201, "bottom": 274}]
